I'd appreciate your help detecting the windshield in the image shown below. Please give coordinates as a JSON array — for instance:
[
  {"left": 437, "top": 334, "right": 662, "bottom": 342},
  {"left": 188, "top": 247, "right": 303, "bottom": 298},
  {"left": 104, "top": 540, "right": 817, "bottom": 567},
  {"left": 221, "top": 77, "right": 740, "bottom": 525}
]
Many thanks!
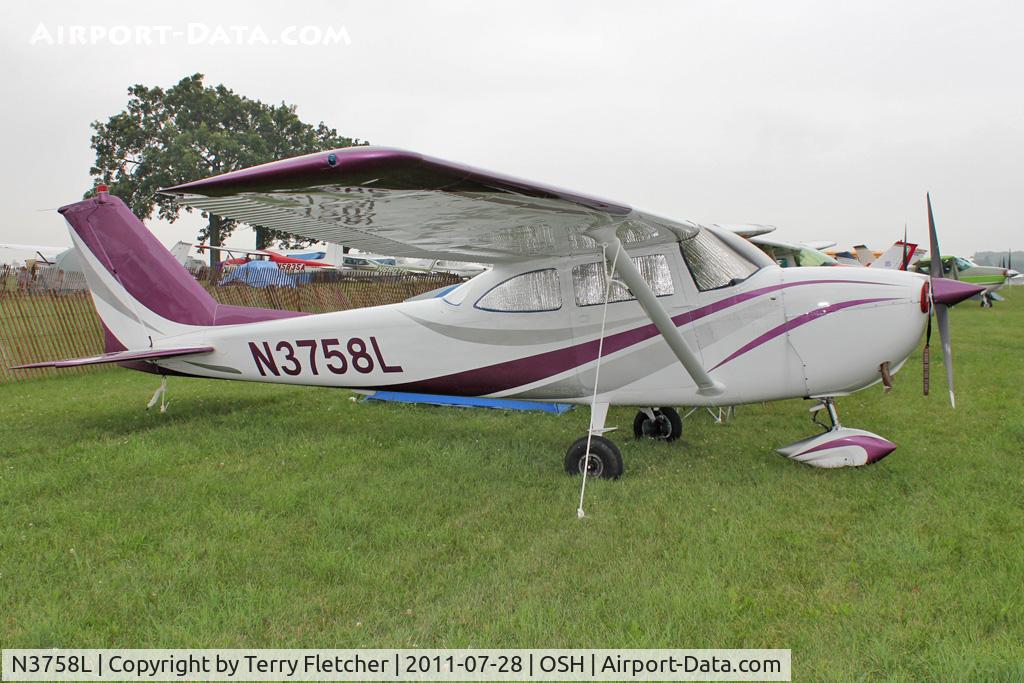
[{"left": 680, "top": 229, "right": 761, "bottom": 291}]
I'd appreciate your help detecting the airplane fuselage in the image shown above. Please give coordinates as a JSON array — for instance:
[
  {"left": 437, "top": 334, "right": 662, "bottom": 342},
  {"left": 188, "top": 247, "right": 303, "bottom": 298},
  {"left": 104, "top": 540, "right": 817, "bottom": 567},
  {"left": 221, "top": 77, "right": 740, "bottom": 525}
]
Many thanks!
[{"left": 152, "top": 244, "right": 930, "bottom": 407}]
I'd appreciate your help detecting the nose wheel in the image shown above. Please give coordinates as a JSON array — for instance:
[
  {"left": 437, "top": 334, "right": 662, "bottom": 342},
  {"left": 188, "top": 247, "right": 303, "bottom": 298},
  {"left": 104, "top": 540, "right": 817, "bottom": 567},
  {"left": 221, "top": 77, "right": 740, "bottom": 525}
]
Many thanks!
[{"left": 633, "top": 407, "right": 683, "bottom": 442}]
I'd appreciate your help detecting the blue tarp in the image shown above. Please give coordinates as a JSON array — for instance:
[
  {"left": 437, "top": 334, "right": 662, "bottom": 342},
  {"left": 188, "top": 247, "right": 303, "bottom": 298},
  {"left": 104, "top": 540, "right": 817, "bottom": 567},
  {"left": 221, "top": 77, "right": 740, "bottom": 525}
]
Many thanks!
[
  {"left": 364, "top": 391, "right": 572, "bottom": 414},
  {"left": 219, "top": 261, "right": 296, "bottom": 288}
]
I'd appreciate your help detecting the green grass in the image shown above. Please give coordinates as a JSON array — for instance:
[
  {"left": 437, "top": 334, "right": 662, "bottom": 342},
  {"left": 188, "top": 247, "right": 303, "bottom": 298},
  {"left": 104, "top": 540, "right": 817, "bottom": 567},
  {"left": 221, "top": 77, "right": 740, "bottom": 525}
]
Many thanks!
[{"left": 2, "top": 290, "right": 1022, "bottom": 681}]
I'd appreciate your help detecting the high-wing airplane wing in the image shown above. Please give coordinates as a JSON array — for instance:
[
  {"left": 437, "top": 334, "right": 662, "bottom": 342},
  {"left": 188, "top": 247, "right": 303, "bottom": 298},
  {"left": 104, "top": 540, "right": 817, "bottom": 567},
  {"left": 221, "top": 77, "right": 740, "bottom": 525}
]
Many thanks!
[
  {"left": 716, "top": 224, "right": 777, "bottom": 238},
  {"left": 162, "top": 146, "right": 722, "bottom": 395},
  {"left": 160, "top": 147, "right": 697, "bottom": 263}
]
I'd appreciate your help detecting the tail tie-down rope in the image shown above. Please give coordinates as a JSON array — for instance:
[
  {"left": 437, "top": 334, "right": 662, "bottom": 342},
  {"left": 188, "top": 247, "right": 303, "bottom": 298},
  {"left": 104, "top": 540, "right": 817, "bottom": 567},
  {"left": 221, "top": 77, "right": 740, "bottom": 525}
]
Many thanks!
[
  {"left": 147, "top": 377, "right": 169, "bottom": 413},
  {"left": 577, "top": 242, "right": 621, "bottom": 519}
]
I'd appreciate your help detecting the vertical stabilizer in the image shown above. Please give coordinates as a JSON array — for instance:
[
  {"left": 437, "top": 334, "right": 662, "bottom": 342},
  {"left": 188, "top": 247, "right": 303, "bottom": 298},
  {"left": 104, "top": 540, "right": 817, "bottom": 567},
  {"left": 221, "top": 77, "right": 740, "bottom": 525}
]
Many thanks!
[{"left": 59, "top": 190, "right": 304, "bottom": 352}]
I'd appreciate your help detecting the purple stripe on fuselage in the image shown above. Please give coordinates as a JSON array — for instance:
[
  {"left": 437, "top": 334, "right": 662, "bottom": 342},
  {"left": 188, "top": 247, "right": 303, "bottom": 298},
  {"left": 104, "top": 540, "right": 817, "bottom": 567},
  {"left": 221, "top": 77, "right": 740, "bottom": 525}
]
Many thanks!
[
  {"left": 709, "top": 297, "right": 898, "bottom": 371},
  {"left": 384, "top": 281, "right": 899, "bottom": 396}
]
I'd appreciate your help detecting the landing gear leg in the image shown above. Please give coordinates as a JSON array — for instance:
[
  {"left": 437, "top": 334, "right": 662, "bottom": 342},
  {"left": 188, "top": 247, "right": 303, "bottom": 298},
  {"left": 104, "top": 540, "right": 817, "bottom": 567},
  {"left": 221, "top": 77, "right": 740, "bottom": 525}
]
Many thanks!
[
  {"left": 810, "top": 397, "right": 841, "bottom": 432},
  {"left": 564, "top": 402, "right": 623, "bottom": 479}
]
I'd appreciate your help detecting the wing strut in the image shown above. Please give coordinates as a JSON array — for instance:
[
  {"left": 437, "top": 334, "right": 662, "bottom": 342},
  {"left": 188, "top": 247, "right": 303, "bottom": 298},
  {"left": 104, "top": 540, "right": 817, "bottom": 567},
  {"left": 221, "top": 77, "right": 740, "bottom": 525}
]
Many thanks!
[{"left": 588, "top": 226, "right": 725, "bottom": 397}]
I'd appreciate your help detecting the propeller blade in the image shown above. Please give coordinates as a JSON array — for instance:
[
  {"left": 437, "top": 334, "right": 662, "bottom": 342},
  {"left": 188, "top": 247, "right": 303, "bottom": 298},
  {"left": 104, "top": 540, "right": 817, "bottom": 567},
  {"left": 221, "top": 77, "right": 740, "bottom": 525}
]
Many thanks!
[
  {"left": 922, "top": 300, "right": 932, "bottom": 396},
  {"left": 902, "top": 224, "right": 909, "bottom": 270},
  {"left": 935, "top": 303, "right": 955, "bottom": 408},
  {"left": 927, "top": 193, "right": 942, "bottom": 279}
]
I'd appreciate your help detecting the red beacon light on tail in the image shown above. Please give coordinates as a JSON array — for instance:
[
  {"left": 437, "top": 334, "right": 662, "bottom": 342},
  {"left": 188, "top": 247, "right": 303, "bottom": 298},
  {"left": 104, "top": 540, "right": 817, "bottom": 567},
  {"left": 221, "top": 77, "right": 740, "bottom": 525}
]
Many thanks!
[{"left": 96, "top": 184, "right": 110, "bottom": 203}]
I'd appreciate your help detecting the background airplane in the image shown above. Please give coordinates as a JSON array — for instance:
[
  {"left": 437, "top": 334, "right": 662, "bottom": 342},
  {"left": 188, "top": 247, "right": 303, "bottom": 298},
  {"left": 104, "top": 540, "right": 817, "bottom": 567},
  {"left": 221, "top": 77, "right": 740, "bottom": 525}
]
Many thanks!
[
  {"left": 911, "top": 255, "right": 1017, "bottom": 306},
  {"left": 747, "top": 235, "right": 844, "bottom": 268},
  {"left": 827, "top": 241, "right": 925, "bottom": 270},
  {"left": 195, "top": 244, "right": 336, "bottom": 271},
  {"left": 0, "top": 242, "right": 67, "bottom": 266},
  {"left": 725, "top": 227, "right": 921, "bottom": 271}
]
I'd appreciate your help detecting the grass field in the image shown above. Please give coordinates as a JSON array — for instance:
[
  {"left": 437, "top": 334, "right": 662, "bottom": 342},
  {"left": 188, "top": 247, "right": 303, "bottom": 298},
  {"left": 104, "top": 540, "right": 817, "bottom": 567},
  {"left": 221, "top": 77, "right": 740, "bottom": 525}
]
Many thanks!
[{"left": 1, "top": 290, "right": 1022, "bottom": 681}]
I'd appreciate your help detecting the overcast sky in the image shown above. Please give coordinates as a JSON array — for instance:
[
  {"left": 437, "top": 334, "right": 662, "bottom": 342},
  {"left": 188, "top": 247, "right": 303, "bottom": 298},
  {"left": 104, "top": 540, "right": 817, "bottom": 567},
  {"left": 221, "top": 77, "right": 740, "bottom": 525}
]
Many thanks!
[{"left": 1, "top": 0, "right": 1021, "bottom": 256}]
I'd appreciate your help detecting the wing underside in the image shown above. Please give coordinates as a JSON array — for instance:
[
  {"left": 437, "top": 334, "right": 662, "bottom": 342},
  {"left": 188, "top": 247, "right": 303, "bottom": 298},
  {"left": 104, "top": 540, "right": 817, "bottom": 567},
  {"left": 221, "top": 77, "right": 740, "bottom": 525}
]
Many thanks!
[{"left": 161, "top": 147, "right": 697, "bottom": 263}]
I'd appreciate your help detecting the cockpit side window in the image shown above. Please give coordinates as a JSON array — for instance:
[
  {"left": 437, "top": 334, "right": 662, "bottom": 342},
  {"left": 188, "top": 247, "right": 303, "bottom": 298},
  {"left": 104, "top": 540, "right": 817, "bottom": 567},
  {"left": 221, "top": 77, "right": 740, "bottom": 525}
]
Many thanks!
[
  {"left": 475, "top": 269, "right": 562, "bottom": 312},
  {"left": 679, "top": 229, "right": 760, "bottom": 291},
  {"left": 572, "top": 254, "right": 674, "bottom": 307}
]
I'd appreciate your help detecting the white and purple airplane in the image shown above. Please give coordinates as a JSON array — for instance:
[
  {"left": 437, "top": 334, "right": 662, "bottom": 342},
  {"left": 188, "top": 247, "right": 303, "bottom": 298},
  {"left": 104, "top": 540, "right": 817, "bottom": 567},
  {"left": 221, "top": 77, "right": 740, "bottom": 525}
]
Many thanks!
[{"left": 17, "top": 147, "right": 984, "bottom": 477}]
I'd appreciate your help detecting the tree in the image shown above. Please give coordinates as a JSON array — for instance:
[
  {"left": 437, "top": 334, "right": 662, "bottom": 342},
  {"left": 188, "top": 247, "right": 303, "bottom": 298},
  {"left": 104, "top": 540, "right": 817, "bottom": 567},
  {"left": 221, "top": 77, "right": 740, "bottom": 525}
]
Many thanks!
[{"left": 89, "top": 73, "right": 365, "bottom": 266}]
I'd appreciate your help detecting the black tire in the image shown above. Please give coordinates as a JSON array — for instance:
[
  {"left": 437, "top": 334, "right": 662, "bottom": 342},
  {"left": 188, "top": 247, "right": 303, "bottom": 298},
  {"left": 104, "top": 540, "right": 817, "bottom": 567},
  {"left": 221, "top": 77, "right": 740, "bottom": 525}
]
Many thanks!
[
  {"left": 564, "top": 435, "right": 623, "bottom": 479},
  {"left": 632, "top": 407, "right": 683, "bottom": 442}
]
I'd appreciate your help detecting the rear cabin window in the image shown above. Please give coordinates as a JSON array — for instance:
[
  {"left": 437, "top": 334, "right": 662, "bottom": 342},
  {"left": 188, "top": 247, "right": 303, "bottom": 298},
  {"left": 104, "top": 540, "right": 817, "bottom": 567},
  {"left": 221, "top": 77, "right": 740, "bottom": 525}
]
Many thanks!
[
  {"left": 572, "top": 254, "right": 674, "bottom": 307},
  {"left": 475, "top": 269, "right": 562, "bottom": 312},
  {"left": 679, "top": 230, "right": 760, "bottom": 291}
]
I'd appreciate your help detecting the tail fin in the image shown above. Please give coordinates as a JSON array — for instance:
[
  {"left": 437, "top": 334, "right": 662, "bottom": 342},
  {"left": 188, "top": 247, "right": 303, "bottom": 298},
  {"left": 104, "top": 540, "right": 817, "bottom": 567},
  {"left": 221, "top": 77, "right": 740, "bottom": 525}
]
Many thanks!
[
  {"left": 872, "top": 241, "right": 918, "bottom": 270},
  {"left": 169, "top": 241, "right": 195, "bottom": 266},
  {"left": 853, "top": 245, "right": 876, "bottom": 266},
  {"left": 60, "top": 191, "right": 303, "bottom": 353}
]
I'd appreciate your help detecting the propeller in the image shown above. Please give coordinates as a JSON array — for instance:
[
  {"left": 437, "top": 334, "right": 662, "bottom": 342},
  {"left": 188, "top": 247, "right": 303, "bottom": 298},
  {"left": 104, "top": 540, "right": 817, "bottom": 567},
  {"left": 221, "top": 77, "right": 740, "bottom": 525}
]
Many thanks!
[{"left": 922, "top": 194, "right": 985, "bottom": 408}]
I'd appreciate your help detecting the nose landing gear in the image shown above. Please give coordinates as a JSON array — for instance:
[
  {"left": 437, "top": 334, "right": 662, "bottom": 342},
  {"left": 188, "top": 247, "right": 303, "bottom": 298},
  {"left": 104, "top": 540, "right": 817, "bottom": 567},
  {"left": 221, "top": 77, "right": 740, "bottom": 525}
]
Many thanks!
[{"left": 777, "top": 398, "right": 897, "bottom": 468}]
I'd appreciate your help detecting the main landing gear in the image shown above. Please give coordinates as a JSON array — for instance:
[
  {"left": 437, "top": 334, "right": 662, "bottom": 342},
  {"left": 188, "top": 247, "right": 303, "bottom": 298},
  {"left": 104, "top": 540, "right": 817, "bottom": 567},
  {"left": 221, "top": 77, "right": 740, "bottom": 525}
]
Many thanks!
[
  {"left": 632, "top": 407, "right": 683, "bottom": 442},
  {"left": 564, "top": 404, "right": 683, "bottom": 480},
  {"left": 564, "top": 436, "right": 623, "bottom": 479},
  {"left": 563, "top": 403, "right": 624, "bottom": 479}
]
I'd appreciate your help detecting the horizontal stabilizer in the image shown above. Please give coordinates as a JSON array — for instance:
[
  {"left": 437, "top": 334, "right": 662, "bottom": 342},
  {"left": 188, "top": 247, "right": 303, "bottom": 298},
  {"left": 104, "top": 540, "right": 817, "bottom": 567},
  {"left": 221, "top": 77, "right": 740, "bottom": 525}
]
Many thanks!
[{"left": 12, "top": 346, "right": 213, "bottom": 370}]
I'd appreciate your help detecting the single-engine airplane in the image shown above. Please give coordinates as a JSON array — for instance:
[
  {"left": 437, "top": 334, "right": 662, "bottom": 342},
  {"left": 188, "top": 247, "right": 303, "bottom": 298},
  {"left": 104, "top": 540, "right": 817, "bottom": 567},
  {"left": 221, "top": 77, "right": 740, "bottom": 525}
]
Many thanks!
[
  {"left": 827, "top": 241, "right": 924, "bottom": 270},
  {"left": 197, "top": 243, "right": 336, "bottom": 271},
  {"left": 15, "top": 147, "right": 985, "bottom": 476},
  {"left": 911, "top": 255, "right": 1016, "bottom": 307}
]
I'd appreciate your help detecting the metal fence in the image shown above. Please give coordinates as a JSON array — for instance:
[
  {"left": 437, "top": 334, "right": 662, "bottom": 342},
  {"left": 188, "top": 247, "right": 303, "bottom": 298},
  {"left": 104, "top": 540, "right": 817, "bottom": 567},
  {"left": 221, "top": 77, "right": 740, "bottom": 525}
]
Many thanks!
[{"left": 0, "top": 264, "right": 462, "bottom": 383}]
